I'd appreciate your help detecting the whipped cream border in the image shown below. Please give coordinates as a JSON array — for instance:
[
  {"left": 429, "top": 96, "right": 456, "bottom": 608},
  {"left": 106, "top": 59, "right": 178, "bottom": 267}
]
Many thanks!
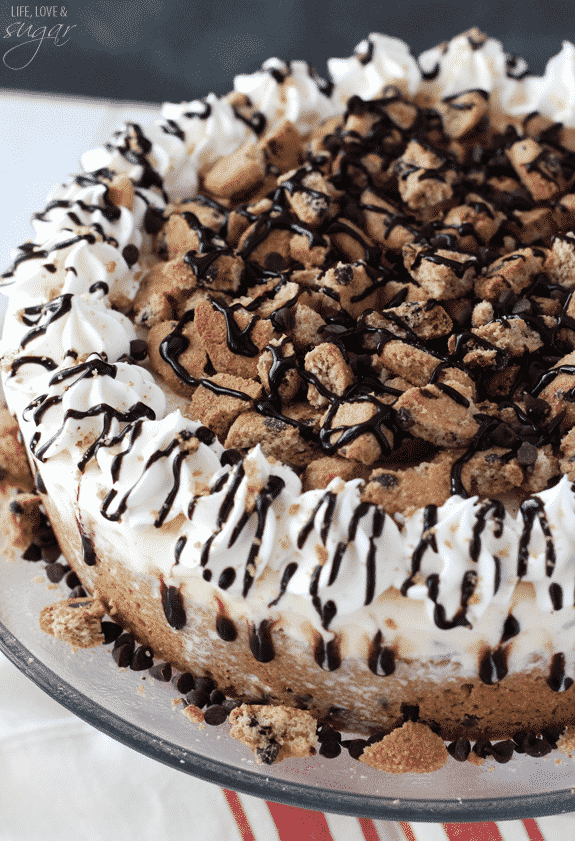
[{"left": 4, "top": 31, "right": 575, "bottom": 677}]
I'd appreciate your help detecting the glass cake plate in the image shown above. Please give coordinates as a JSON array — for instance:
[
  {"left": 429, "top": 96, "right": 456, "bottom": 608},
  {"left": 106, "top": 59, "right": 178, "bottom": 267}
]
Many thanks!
[{"left": 2, "top": 552, "right": 575, "bottom": 822}]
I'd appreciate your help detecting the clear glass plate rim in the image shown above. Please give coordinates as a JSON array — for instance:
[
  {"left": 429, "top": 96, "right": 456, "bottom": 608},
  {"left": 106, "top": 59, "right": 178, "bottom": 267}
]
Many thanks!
[{"left": 2, "top": 616, "right": 575, "bottom": 823}]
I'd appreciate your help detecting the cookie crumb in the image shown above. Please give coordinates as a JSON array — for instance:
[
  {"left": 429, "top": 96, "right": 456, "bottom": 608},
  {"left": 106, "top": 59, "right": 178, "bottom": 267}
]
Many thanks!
[
  {"left": 39, "top": 596, "right": 106, "bottom": 650},
  {"left": 360, "top": 721, "right": 448, "bottom": 774},
  {"left": 229, "top": 703, "right": 316, "bottom": 764}
]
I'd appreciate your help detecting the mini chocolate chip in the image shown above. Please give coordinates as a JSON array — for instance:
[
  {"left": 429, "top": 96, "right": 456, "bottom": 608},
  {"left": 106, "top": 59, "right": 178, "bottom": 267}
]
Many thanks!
[
  {"left": 264, "top": 252, "right": 286, "bottom": 272},
  {"left": 113, "top": 632, "right": 135, "bottom": 651},
  {"left": 194, "top": 677, "right": 216, "bottom": 695},
  {"left": 65, "top": 570, "right": 81, "bottom": 590},
  {"left": 204, "top": 704, "right": 228, "bottom": 726},
  {"left": 473, "top": 738, "right": 494, "bottom": 758},
  {"left": 112, "top": 643, "right": 134, "bottom": 668},
  {"left": 257, "top": 741, "right": 281, "bottom": 764},
  {"left": 523, "top": 393, "right": 549, "bottom": 422},
  {"left": 129, "top": 339, "right": 148, "bottom": 361},
  {"left": 374, "top": 472, "right": 398, "bottom": 488},
  {"left": 195, "top": 426, "right": 216, "bottom": 446},
  {"left": 144, "top": 206, "right": 165, "bottom": 235},
  {"left": 22, "top": 543, "right": 42, "bottom": 561},
  {"left": 516, "top": 441, "right": 538, "bottom": 466},
  {"left": 317, "top": 723, "right": 341, "bottom": 743},
  {"left": 334, "top": 264, "right": 354, "bottom": 285},
  {"left": 8, "top": 500, "right": 22, "bottom": 515},
  {"left": 492, "top": 740, "right": 515, "bottom": 763},
  {"left": 173, "top": 672, "right": 194, "bottom": 694},
  {"left": 401, "top": 703, "right": 420, "bottom": 722},
  {"left": 68, "top": 586, "right": 87, "bottom": 598},
  {"left": 102, "top": 620, "right": 124, "bottom": 645},
  {"left": 209, "top": 689, "right": 226, "bottom": 705},
  {"left": 45, "top": 562, "right": 68, "bottom": 583},
  {"left": 447, "top": 737, "right": 471, "bottom": 761},
  {"left": 319, "top": 740, "right": 342, "bottom": 758},
  {"left": 366, "top": 731, "right": 387, "bottom": 745},
  {"left": 521, "top": 733, "right": 553, "bottom": 757},
  {"left": 42, "top": 545, "right": 62, "bottom": 563},
  {"left": 185, "top": 689, "right": 209, "bottom": 709},
  {"left": 461, "top": 714, "right": 479, "bottom": 728},
  {"left": 35, "top": 525, "right": 57, "bottom": 547},
  {"left": 220, "top": 449, "right": 243, "bottom": 467},
  {"left": 271, "top": 306, "right": 296, "bottom": 332},
  {"left": 489, "top": 423, "right": 517, "bottom": 448},
  {"left": 149, "top": 662, "right": 172, "bottom": 681},
  {"left": 122, "top": 244, "right": 140, "bottom": 268},
  {"left": 131, "top": 645, "right": 154, "bottom": 671},
  {"left": 344, "top": 739, "right": 368, "bottom": 760}
]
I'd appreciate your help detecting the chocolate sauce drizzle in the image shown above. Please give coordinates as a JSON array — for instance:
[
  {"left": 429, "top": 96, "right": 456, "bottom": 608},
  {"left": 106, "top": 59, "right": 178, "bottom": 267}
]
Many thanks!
[
  {"left": 368, "top": 630, "right": 396, "bottom": 676},
  {"left": 23, "top": 356, "right": 157, "bottom": 471}
]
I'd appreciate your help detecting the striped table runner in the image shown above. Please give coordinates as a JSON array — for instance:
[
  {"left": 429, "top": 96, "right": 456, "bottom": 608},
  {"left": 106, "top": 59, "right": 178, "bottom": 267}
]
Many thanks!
[{"left": 220, "top": 790, "right": 561, "bottom": 840}]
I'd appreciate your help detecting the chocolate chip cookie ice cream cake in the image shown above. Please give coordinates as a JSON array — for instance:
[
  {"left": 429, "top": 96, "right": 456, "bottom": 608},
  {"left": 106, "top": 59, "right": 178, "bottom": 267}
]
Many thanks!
[{"left": 5, "top": 27, "right": 575, "bottom": 771}]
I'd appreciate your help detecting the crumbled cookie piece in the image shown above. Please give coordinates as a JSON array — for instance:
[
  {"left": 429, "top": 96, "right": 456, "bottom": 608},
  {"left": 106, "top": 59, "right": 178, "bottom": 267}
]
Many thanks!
[
  {"left": 159, "top": 212, "right": 223, "bottom": 260},
  {"left": 169, "top": 196, "right": 227, "bottom": 233},
  {"left": 278, "top": 166, "right": 340, "bottom": 227},
  {"left": 553, "top": 193, "right": 575, "bottom": 230},
  {"left": 194, "top": 299, "right": 275, "bottom": 379},
  {"left": 362, "top": 451, "right": 458, "bottom": 516},
  {"left": 105, "top": 172, "right": 134, "bottom": 210},
  {"left": 560, "top": 427, "right": 575, "bottom": 480},
  {"left": 538, "top": 350, "right": 575, "bottom": 429},
  {"left": 225, "top": 407, "right": 320, "bottom": 467},
  {"left": 523, "top": 444, "right": 560, "bottom": 493},
  {"left": 509, "top": 206, "right": 556, "bottom": 245},
  {"left": 229, "top": 704, "right": 316, "bottom": 764},
  {"left": 394, "top": 385, "right": 480, "bottom": 447},
  {"left": 133, "top": 258, "right": 199, "bottom": 326},
  {"left": 237, "top": 223, "right": 293, "bottom": 271},
  {"left": 506, "top": 138, "right": 565, "bottom": 201},
  {"left": 544, "top": 233, "right": 575, "bottom": 289},
  {"left": 289, "top": 230, "right": 331, "bottom": 268},
  {"left": 360, "top": 721, "right": 448, "bottom": 774},
  {"left": 257, "top": 339, "right": 300, "bottom": 401},
  {"left": 182, "top": 704, "right": 205, "bottom": 727},
  {"left": 460, "top": 448, "right": 525, "bottom": 497},
  {"left": 475, "top": 247, "right": 548, "bottom": 299},
  {"left": 438, "top": 90, "right": 488, "bottom": 139},
  {"left": 393, "top": 140, "right": 458, "bottom": 213},
  {"left": 377, "top": 340, "right": 440, "bottom": 387},
  {"left": 556, "top": 725, "right": 575, "bottom": 757},
  {"left": 286, "top": 304, "right": 327, "bottom": 351},
  {"left": 39, "top": 596, "right": 106, "bottom": 650},
  {"left": 203, "top": 141, "right": 266, "bottom": 201},
  {"left": 147, "top": 320, "right": 207, "bottom": 398},
  {"left": 360, "top": 188, "right": 416, "bottom": 252},
  {"left": 379, "top": 301, "right": 453, "bottom": 341},
  {"left": 0, "top": 410, "right": 35, "bottom": 492},
  {"left": 187, "top": 374, "right": 263, "bottom": 440},
  {"left": 258, "top": 119, "right": 303, "bottom": 173},
  {"left": 321, "top": 395, "right": 393, "bottom": 464},
  {"left": 302, "top": 456, "right": 370, "bottom": 491},
  {"left": 471, "top": 301, "right": 494, "bottom": 327},
  {"left": 4, "top": 493, "right": 42, "bottom": 555},
  {"left": 320, "top": 262, "right": 377, "bottom": 318},
  {"left": 304, "top": 343, "right": 354, "bottom": 408},
  {"left": 443, "top": 194, "right": 506, "bottom": 247},
  {"left": 327, "top": 218, "right": 374, "bottom": 263},
  {"left": 403, "top": 243, "right": 477, "bottom": 299},
  {"left": 472, "top": 317, "right": 545, "bottom": 357}
]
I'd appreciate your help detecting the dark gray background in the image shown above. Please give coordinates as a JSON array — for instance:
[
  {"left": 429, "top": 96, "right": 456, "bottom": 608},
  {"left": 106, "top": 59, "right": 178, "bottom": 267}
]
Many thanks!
[{"left": 0, "top": 0, "right": 574, "bottom": 102}]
